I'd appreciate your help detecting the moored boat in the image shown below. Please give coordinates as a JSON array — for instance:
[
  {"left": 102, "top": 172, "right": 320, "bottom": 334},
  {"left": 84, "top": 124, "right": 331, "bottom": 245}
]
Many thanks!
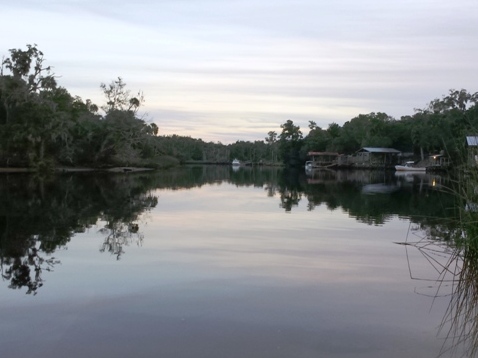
[{"left": 395, "top": 161, "right": 426, "bottom": 172}]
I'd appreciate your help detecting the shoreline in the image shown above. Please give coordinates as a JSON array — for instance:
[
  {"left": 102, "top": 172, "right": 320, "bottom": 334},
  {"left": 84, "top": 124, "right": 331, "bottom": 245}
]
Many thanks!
[{"left": 0, "top": 167, "right": 156, "bottom": 173}]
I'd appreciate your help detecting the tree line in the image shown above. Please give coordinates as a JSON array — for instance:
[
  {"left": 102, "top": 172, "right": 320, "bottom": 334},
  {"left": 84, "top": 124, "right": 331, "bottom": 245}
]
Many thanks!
[
  {"left": 146, "top": 89, "right": 478, "bottom": 167},
  {"left": 0, "top": 44, "right": 174, "bottom": 170},
  {"left": 1, "top": 44, "right": 477, "bottom": 170}
]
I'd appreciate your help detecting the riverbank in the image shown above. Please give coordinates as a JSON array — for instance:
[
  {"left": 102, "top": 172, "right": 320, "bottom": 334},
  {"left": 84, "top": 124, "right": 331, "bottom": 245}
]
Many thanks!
[{"left": 0, "top": 167, "right": 156, "bottom": 173}]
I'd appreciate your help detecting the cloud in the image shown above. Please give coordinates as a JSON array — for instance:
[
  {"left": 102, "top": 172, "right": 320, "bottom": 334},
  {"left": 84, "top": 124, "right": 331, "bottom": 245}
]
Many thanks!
[{"left": 1, "top": 0, "right": 477, "bottom": 143}]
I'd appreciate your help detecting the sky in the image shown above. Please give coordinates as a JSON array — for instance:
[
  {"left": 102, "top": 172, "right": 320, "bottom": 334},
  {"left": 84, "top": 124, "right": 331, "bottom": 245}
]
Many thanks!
[{"left": 1, "top": 0, "right": 477, "bottom": 143}]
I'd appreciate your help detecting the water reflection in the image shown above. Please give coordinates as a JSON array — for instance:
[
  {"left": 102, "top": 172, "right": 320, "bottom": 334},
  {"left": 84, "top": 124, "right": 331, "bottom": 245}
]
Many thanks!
[
  {"left": 0, "top": 167, "right": 457, "bottom": 294},
  {"left": 303, "top": 169, "right": 455, "bottom": 226},
  {"left": 400, "top": 224, "right": 478, "bottom": 357},
  {"left": 0, "top": 173, "right": 159, "bottom": 293},
  {"left": 99, "top": 222, "right": 144, "bottom": 260},
  {"left": 0, "top": 166, "right": 473, "bottom": 356},
  {"left": 395, "top": 170, "right": 478, "bottom": 357}
]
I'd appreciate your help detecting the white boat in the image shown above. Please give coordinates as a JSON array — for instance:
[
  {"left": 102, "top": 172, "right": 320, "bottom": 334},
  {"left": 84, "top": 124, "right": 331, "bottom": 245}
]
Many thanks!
[
  {"left": 232, "top": 159, "right": 240, "bottom": 166},
  {"left": 395, "top": 161, "right": 426, "bottom": 172}
]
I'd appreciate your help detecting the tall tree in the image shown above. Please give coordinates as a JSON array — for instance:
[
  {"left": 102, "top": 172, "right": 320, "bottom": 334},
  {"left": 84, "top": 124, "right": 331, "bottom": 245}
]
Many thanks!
[
  {"left": 265, "top": 130, "right": 278, "bottom": 163},
  {"left": 278, "top": 120, "right": 303, "bottom": 166},
  {"left": 0, "top": 44, "right": 56, "bottom": 124},
  {"left": 0, "top": 44, "right": 70, "bottom": 168},
  {"left": 304, "top": 125, "right": 329, "bottom": 153},
  {"left": 100, "top": 77, "right": 144, "bottom": 115}
]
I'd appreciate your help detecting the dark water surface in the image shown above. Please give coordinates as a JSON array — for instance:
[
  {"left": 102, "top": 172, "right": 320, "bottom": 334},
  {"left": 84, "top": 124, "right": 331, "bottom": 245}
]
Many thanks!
[{"left": 0, "top": 167, "right": 467, "bottom": 357}]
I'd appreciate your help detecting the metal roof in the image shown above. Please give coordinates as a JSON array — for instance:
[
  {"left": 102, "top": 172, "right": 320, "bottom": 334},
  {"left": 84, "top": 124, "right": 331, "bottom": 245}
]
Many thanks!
[
  {"left": 357, "top": 147, "right": 401, "bottom": 153},
  {"left": 308, "top": 151, "right": 339, "bottom": 156},
  {"left": 466, "top": 136, "right": 478, "bottom": 146}
]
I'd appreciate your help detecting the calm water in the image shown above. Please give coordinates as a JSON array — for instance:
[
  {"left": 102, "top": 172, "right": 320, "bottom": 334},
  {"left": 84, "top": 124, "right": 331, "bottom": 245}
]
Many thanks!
[{"left": 0, "top": 167, "right": 469, "bottom": 357}]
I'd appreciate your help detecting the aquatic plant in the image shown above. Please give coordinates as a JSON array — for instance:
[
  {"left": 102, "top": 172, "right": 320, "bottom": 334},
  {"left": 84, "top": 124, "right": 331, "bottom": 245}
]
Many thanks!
[{"left": 401, "top": 170, "right": 478, "bottom": 357}]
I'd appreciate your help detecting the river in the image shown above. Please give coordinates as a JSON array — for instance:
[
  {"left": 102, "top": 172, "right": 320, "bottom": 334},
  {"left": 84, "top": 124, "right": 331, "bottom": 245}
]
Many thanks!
[{"left": 0, "top": 166, "right": 470, "bottom": 357}]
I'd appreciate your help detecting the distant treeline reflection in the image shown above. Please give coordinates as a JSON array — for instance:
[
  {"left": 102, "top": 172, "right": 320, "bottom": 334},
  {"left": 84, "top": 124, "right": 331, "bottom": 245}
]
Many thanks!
[{"left": 0, "top": 166, "right": 458, "bottom": 294}]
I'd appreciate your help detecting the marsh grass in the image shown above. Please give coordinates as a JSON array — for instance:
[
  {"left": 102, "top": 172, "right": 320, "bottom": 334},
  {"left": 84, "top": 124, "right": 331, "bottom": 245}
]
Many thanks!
[{"left": 402, "top": 165, "right": 478, "bottom": 357}]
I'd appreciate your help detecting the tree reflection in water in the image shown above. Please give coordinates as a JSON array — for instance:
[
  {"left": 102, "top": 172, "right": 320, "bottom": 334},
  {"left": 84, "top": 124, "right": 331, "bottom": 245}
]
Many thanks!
[
  {"left": 1, "top": 246, "right": 60, "bottom": 295},
  {"left": 0, "top": 172, "right": 159, "bottom": 293},
  {"left": 0, "top": 163, "right": 474, "bottom": 358},
  {"left": 303, "top": 168, "right": 478, "bottom": 356},
  {"left": 99, "top": 222, "right": 144, "bottom": 260}
]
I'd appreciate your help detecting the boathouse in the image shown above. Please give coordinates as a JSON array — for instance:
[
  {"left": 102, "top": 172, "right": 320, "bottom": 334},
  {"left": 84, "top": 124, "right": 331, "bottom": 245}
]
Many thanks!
[
  {"left": 306, "top": 152, "right": 339, "bottom": 168},
  {"left": 466, "top": 135, "right": 478, "bottom": 166},
  {"left": 351, "top": 147, "right": 401, "bottom": 168}
]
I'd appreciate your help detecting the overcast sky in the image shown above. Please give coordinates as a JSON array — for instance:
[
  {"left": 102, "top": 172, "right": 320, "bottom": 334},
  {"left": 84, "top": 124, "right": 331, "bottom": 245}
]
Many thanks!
[{"left": 1, "top": 0, "right": 477, "bottom": 143}]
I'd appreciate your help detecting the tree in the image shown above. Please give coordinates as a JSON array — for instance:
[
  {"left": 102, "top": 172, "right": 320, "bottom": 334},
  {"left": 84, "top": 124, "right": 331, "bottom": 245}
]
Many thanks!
[
  {"left": 92, "top": 77, "right": 162, "bottom": 166},
  {"left": 410, "top": 91, "right": 478, "bottom": 161},
  {"left": 426, "top": 89, "right": 478, "bottom": 113},
  {"left": 278, "top": 120, "right": 303, "bottom": 166},
  {"left": 0, "top": 44, "right": 56, "bottom": 124},
  {"left": 265, "top": 131, "right": 278, "bottom": 163},
  {"left": 0, "top": 44, "right": 71, "bottom": 168},
  {"left": 100, "top": 77, "right": 144, "bottom": 115},
  {"left": 304, "top": 125, "right": 329, "bottom": 152},
  {"left": 326, "top": 122, "right": 347, "bottom": 152}
]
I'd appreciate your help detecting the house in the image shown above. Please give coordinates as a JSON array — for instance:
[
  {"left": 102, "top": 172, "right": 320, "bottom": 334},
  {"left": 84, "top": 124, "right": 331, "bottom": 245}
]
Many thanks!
[
  {"left": 428, "top": 151, "right": 450, "bottom": 170},
  {"left": 466, "top": 135, "right": 478, "bottom": 166},
  {"left": 351, "top": 147, "right": 401, "bottom": 168}
]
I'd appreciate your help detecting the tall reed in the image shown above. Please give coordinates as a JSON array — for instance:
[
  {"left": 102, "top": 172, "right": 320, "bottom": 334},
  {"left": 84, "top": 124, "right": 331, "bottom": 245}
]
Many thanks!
[{"left": 404, "top": 165, "right": 478, "bottom": 357}]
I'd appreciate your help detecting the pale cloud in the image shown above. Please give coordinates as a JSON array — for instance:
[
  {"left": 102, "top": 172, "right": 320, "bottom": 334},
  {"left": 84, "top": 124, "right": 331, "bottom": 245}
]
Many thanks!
[{"left": 1, "top": 0, "right": 477, "bottom": 143}]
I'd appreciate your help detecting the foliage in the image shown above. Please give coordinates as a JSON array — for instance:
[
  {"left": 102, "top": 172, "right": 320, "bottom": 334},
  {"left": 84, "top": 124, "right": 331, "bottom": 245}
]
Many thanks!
[
  {"left": 100, "top": 77, "right": 144, "bottom": 115},
  {"left": 0, "top": 45, "right": 164, "bottom": 170},
  {"left": 298, "top": 90, "right": 478, "bottom": 166},
  {"left": 278, "top": 119, "right": 303, "bottom": 166},
  {"left": 1, "top": 45, "right": 477, "bottom": 169}
]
